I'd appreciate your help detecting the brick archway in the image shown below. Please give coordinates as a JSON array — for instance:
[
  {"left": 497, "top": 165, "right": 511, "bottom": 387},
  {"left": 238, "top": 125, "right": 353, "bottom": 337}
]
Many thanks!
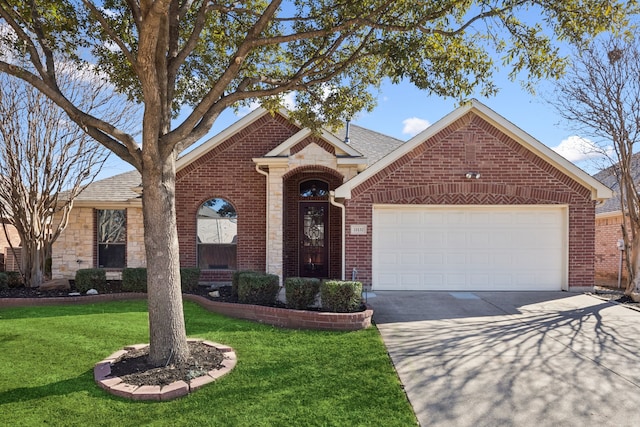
[{"left": 283, "top": 168, "right": 344, "bottom": 280}]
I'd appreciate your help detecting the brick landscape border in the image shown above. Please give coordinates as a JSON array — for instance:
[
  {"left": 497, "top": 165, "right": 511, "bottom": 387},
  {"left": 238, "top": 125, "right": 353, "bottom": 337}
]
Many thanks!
[
  {"left": 0, "top": 293, "right": 373, "bottom": 331},
  {"left": 94, "top": 339, "right": 237, "bottom": 401}
]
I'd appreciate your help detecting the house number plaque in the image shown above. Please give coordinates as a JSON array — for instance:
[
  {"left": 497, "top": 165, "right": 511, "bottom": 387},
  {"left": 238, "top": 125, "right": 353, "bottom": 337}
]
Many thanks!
[{"left": 350, "top": 224, "right": 367, "bottom": 235}]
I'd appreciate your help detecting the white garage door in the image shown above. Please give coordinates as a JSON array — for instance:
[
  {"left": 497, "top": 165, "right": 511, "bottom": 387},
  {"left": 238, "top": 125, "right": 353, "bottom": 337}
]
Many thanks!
[{"left": 372, "top": 205, "right": 567, "bottom": 291}]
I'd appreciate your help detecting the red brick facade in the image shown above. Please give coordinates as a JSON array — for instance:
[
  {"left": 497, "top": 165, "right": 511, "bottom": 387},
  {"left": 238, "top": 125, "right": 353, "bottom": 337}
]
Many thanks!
[
  {"left": 595, "top": 214, "right": 626, "bottom": 280},
  {"left": 172, "top": 108, "right": 601, "bottom": 290},
  {"left": 343, "top": 113, "right": 596, "bottom": 290},
  {"left": 175, "top": 114, "right": 299, "bottom": 282}
]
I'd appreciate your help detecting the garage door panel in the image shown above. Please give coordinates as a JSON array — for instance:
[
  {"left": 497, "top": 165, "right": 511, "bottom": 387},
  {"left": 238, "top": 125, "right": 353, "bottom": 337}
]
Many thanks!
[
  {"left": 373, "top": 206, "right": 566, "bottom": 291},
  {"left": 400, "top": 231, "right": 421, "bottom": 246},
  {"left": 400, "top": 252, "right": 421, "bottom": 267}
]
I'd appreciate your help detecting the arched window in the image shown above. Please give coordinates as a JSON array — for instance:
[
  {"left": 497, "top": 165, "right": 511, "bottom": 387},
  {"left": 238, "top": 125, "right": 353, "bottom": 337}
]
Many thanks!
[
  {"left": 300, "top": 179, "right": 329, "bottom": 197},
  {"left": 197, "top": 198, "right": 237, "bottom": 270}
]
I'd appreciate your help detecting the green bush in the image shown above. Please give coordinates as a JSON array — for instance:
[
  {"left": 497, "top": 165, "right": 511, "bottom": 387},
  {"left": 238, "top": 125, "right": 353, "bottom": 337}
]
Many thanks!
[
  {"left": 180, "top": 268, "right": 201, "bottom": 292},
  {"left": 320, "top": 280, "right": 363, "bottom": 313},
  {"left": 5, "top": 271, "right": 23, "bottom": 288},
  {"left": 285, "top": 277, "right": 321, "bottom": 309},
  {"left": 74, "top": 269, "right": 106, "bottom": 293},
  {"left": 0, "top": 272, "right": 8, "bottom": 289},
  {"left": 232, "top": 270, "right": 258, "bottom": 298},
  {"left": 122, "top": 268, "right": 147, "bottom": 292},
  {"left": 237, "top": 272, "right": 279, "bottom": 306}
]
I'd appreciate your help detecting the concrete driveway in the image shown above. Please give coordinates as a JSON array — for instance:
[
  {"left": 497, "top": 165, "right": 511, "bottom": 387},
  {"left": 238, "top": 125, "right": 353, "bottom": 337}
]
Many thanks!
[{"left": 367, "top": 291, "right": 640, "bottom": 427}]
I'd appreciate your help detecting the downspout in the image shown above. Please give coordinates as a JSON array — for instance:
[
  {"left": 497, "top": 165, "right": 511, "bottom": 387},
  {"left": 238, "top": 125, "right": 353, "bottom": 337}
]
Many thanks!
[
  {"left": 329, "top": 191, "right": 345, "bottom": 280},
  {"left": 255, "top": 165, "right": 270, "bottom": 272}
]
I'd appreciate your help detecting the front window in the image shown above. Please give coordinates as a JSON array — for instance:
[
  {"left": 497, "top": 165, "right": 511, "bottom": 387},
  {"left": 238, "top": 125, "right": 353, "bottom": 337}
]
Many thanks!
[
  {"left": 97, "top": 209, "right": 126, "bottom": 268},
  {"left": 197, "top": 198, "right": 237, "bottom": 269}
]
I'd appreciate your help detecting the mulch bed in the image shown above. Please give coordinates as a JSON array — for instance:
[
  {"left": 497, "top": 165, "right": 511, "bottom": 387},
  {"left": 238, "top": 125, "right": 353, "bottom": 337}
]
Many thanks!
[{"left": 109, "top": 341, "right": 225, "bottom": 387}]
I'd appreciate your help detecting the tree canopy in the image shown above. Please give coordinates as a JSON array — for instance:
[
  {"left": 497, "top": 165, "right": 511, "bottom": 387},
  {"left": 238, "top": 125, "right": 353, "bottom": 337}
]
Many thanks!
[
  {"left": 0, "top": 0, "right": 635, "bottom": 366},
  {"left": 1, "top": 1, "right": 634, "bottom": 169}
]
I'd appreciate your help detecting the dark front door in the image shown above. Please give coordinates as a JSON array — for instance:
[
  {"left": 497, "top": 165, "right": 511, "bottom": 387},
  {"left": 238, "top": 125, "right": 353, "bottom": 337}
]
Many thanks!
[{"left": 299, "top": 202, "right": 329, "bottom": 278}]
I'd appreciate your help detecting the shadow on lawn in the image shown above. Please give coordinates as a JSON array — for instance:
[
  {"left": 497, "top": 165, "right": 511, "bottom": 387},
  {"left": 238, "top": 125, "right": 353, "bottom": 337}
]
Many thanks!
[{"left": 0, "top": 370, "right": 101, "bottom": 405}]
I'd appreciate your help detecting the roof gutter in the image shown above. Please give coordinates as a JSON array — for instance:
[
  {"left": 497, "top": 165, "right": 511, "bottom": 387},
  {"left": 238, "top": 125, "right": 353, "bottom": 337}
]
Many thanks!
[{"left": 329, "top": 191, "right": 346, "bottom": 280}]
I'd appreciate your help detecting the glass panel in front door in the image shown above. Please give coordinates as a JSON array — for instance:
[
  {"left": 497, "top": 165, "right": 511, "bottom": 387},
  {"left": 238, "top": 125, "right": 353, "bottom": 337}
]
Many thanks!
[{"left": 300, "top": 203, "right": 328, "bottom": 277}]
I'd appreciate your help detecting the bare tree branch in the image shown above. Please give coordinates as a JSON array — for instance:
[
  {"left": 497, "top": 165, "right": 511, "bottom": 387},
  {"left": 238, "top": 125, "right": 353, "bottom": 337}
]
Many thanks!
[
  {"left": 552, "top": 33, "right": 640, "bottom": 294},
  {"left": 0, "top": 63, "right": 139, "bottom": 286}
]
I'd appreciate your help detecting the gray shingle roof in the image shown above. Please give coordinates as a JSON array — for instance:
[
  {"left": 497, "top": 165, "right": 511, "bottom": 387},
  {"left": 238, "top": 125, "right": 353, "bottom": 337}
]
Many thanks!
[
  {"left": 75, "top": 170, "right": 141, "bottom": 204},
  {"left": 333, "top": 124, "right": 405, "bottom": 165},
  {"left": 78, "top": 122, "right": 404, "bottom": 203},
  {"left": 593, "top": 152, "right": 640, "bottom": 214}
]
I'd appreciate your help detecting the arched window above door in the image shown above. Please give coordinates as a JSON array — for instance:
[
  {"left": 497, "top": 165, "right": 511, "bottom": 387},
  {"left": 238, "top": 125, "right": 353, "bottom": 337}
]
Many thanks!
[{"left": 300, "top": 180, "right": 328, "bottom": 198}]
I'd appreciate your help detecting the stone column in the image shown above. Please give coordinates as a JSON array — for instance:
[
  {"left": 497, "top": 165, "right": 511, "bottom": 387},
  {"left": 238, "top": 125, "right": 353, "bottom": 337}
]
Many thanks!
[{"left": 266, "top": 166, "right": 287, "bottom": 281}]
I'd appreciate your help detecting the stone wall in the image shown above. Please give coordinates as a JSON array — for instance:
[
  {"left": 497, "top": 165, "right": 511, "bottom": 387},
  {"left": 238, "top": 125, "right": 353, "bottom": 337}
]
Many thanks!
[{"left": 51, "top": 207, "right": 145, "bottom": 279}]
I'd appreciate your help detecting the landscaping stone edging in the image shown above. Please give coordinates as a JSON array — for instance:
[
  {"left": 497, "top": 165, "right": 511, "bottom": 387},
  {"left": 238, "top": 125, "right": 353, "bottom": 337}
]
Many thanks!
[
  {"left": 0, "top": 293, "right": 374, "bottom": 331},
  {"left": 94, "top": 339, "right": 237, "bottom": 401},
  {"left": 183, "top": 294, "right": 373, "bottom": 331}
]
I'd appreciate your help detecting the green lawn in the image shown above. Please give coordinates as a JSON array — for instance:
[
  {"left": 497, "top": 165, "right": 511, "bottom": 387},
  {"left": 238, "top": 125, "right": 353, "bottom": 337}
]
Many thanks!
[{"left": 0, "top": 300, "right": 417, "bottom": 426}]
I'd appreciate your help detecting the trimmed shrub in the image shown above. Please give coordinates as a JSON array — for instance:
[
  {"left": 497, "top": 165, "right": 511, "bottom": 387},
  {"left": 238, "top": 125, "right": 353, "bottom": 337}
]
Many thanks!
[
  {"left": 0, "top": 272, "right": 8, "bottom": 289},
  {"left": 180, "top": 268, "right": 201, "bottom": 292},
  {"left": 75, "top": 269, "right": 107, "bottom": 293},
  {"left": 5, "top": 271, "right": 23, "bottom": 288},
  {"left": 320, "top": 280, "right": 363, "bottom": 313},
  {"left": 232, "top": 270, "right": 258, "bottom": 298},
  {"left": 285, "top": 277, "right": 321, "bottom": 309},
  {"left": 122, "top": 268, "right": 147, "bottom": 292},
  {"left": 237, "top": 272, "right": 279, "bottom": 306}
]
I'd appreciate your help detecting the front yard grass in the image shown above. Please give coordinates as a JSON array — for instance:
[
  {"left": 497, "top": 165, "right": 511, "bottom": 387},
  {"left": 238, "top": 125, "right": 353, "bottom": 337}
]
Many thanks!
[{"left": 0, "top": 300, "right": 416, "bottom": 426}]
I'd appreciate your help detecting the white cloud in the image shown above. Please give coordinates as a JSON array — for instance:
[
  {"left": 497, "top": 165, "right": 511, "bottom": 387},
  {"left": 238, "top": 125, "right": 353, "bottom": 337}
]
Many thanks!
[
  {"left": 402, "top": 117, "right": 431, "bottom": 137},
  {"left": 551, "top": 136, "right": 611, "bottom": 163}
]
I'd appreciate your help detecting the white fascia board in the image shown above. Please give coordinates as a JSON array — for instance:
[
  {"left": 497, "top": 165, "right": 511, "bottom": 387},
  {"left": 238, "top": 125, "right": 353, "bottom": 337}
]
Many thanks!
[
  {"left": 72, "top": 200, "right": 142, "bottom": 209},
  {"left": 264, "top": 128, "right": 313, "bottom": 156},
  {"left": 596, "top": 210, "right": 623, "bottom": 219},
  {"left": 176, "top": 108, "right": 271, "bottom": 172},
  {"left": 334, "top": 104, "right": 471, "bottom": 199},
  {"left": 264, "top": 127, "right": 363, "bottom": 158},
  {"left": 335, "top": 99, "right": 613, "bottom": 201},
  {"left": 318, "top": 129, "right": 364, "bottom": 157},
  {"left": 469, "top": 100, "right": 613, "bottom": 201}
]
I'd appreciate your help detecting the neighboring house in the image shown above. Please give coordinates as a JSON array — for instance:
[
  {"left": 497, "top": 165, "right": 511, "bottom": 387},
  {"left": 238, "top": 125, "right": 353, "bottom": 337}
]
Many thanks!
[
  {"left": 593, "top": 154, "right": 640, "bottom": 280},
  {"left": 1, "top": 189, "right": 21, "bottom": 271},
  {"left": 51, "top": 100, "right": 612, "bottom": 291},
  {"left": 0, "top": 220, "right": 21, "bottom": 271}
]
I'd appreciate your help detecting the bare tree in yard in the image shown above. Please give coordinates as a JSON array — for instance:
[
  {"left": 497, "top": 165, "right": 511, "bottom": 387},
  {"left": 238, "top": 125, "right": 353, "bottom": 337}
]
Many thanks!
[
  {"left": 0, "top": 67, "right": 138, "bottom": 287},
  {"left": 552, "top": 34, "right": 640, "bottom": 294},
  {"left": 0, "top": 0, "right": 632, "bottom": 366}
]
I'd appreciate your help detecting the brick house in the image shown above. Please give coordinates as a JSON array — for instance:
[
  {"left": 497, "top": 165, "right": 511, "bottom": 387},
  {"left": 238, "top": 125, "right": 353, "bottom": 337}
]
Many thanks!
[
  {"left": 0, "top": 221, "right": 21, "bottom": 271},
  {"left": 592, "top": 159, "right": 638, "bottom": 282},
  {"left": 52, "top": 100, "right": 611, "bottom": 291}
]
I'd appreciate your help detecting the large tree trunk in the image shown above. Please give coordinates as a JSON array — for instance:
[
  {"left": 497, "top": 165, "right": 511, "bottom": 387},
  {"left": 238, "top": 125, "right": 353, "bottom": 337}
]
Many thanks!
[
  {"left": 20, "top": 239, "right": 44, "bottom": 288},
  {"left": 142, "top": 153, "right": 189, "bottom": 366},
  {"left": 628, "top": 233, "right": 640, "bottom": 295}
]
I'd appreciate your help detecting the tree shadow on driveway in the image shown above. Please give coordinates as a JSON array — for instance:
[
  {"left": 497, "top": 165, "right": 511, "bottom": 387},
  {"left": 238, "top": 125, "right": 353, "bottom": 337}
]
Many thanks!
[{"left": 370, "top": 292, "right": 640, "bottom": 427}]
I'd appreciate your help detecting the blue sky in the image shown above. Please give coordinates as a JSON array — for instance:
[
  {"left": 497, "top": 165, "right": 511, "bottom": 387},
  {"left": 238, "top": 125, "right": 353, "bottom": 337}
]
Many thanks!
[
  {"left": 99, "top": 55, "right": 605, "bottom": 181},
  {"left": 100, "top": 73, "right": 602, "bottom": 180}
]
